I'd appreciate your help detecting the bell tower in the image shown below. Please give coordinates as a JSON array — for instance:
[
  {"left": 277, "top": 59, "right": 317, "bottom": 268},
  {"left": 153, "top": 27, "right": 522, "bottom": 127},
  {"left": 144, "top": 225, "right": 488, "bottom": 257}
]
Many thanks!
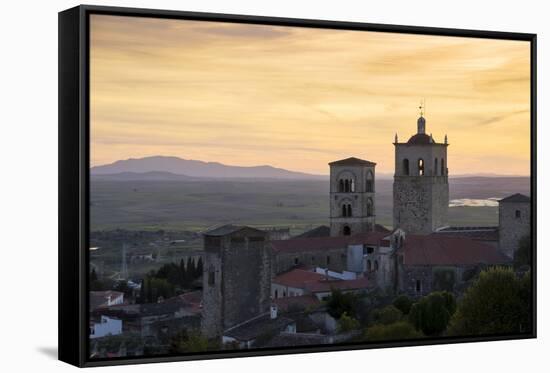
[
  {"left": 329, "top": 157, "right": 376, "bottom": 236},
  {"left": 393, "top": 105, "right": 449, "bottom": 234}
]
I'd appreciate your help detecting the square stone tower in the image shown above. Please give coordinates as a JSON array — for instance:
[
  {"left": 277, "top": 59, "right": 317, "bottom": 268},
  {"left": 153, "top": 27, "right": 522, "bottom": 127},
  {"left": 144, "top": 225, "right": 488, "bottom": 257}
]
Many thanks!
[
  {"left": 498, "top": 193, "right": 531, "bottom": 259},
  {"left": 201, "top": 225, "right": 271, "bottom": 339},
  {"left": 393, "top": 114, "right": 449, "bottom": 235},
  {"left": 329, "top": 157, "right": 376, "bottom": 236}
]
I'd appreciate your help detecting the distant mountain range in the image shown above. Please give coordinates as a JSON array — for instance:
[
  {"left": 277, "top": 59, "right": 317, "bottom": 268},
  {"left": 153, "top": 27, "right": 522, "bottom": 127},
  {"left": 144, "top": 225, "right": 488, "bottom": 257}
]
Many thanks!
[
  {"left": 91, "top": 156, "right": 327, "bottom": 180},
  {"left": 91, "top": 156, "right": 528, "bottom": 181}
]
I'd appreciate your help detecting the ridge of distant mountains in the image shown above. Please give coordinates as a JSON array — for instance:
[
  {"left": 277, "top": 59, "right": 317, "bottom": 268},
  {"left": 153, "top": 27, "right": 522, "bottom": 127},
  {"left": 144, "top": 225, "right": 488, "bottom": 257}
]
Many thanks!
[
  {"left": 91, "top": 156, "right": 327, "bottom": 180},
  {"left": 90, "top": 156, "right": 528, "bottom": 181}
]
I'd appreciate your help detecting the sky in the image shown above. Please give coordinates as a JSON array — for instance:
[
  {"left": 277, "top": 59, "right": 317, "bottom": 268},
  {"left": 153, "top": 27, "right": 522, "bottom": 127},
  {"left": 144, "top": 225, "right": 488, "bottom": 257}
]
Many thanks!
[{"left": 90, "top": 15, "right": 531, "bottom": 176}]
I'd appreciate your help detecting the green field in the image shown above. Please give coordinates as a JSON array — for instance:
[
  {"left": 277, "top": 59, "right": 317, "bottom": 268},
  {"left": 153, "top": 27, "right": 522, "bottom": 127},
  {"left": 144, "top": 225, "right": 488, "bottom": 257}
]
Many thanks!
[{"left": 90, "top": 177, "right": 529, "bottom": 233}]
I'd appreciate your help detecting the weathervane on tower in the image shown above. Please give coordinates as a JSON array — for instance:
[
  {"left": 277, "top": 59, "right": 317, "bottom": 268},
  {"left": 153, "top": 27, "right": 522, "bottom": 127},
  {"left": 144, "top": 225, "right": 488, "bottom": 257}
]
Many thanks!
[{"left": 418, "top": 99, "right": 426, "bottom": 117}]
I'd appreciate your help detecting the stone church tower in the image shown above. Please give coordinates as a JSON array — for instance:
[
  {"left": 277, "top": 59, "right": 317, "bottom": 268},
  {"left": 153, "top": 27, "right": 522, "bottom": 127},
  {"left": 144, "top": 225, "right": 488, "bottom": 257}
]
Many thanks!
[
  {"left": 393, "top": 112, "right": 449, "bottom": 234},
  {"left": 329, "top": 157, "right": 376, "bottom": 236}
]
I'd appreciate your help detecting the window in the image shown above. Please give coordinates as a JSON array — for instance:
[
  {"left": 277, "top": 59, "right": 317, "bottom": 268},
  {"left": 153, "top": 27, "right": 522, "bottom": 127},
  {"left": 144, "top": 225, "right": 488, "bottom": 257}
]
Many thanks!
[
  {"left": 416, "top": 279, "right": 422, "bottom": 293},
  {"left": 208, "top": 271, "right": 215, "bottom": 286},
  {"left": 311, "top": 256, "right": 315, "bottom": 264},
  {"left": 338, "top": 179, "right": 344, "bottom": 192},
  {"left": 343, "top": 226, "right": 351, "bottom": 236},
  {"left": 403, "top": 159, "right": 410, "bottom": 176},
  {"left": 326, "top": 255, "right": 331, "bottom": 265},
  {"left": 434, "top": 158, "right": 438, "bottom": 176},
  {"left": 294, "top": 257, "right": 299, "bottom": 265},
  {"left": 418, "top": 158, "right": 424, "bottom": 176},
  {"left": 366, "top": 171, "right": 374, "bottom": 192},
  {"left": 366, "top": 198, "right": 374, "bottom": 217},
  {"left": 515, "top": 210, "right": 521, "bottom": 218},
  {"left": 441, "top": 158, "right": 445, "bottom": 175},
  {"left": 342, "top": 203, "right": 352, "bottom": 217},
  {"left": 374, "top": 260, "right": 379, "bottom": 271},
  {"left": 274, "top": 289, "right": 278, "bottom": 299},
  {"left": 350, "top": 178, "right": 356, "bottom": 192},
  {"left": 344, "top": 179, "right": 350, "bottom": 192},
  {"left": 365, "top": 247, "right": 374, "bottom": 254}
]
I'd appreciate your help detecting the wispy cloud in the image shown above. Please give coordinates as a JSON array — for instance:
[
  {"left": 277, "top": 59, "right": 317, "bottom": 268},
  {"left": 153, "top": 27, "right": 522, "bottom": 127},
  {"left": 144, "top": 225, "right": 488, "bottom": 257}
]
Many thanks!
[{"left": 90, "top": 15, "right": 531, "bottom": 176}]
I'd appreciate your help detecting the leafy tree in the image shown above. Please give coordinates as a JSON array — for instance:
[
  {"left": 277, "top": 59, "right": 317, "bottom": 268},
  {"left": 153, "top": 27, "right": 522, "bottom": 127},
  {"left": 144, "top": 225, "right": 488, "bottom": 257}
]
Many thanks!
[
  {"left": 365, "top": 321, "right": 423, "bottom": 341},
  {"left": 373, "top": 305, "right": 403, "bottom": 325},
  {"left": 169, "top": 330, "right": 209, "bottom": 353},
  {"left": 139, "top": 275, "right": 175, "bottom": 303},
  {"left": 409, "top": 291, "right": 456, "bottom": 336},
  {"left": 186, "top": 257, "right": 196, "bottom": 282},
  {"left": 196, "top": 257, "right": 204, "bottom": 278},
  {"left": 338, "top": 312, "right": 361, "bottom": 332},
  {"left": 448, "top": 267, "right": 531, "bottom": 336},
  {"left": 514, "top": 235, "right": 531, "bottom": 269},
  {"left": 326, "top": 289, "right": 358, "bottom": 319},
  {"left": 393, "top": 295, "right": 413, "bottom": 315}
]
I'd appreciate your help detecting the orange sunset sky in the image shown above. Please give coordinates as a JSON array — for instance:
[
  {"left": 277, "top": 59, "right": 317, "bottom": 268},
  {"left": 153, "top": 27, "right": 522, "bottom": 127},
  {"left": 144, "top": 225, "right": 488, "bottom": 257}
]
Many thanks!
[{"left": 90, "top": 14, "right": 531, "bottom": 176}]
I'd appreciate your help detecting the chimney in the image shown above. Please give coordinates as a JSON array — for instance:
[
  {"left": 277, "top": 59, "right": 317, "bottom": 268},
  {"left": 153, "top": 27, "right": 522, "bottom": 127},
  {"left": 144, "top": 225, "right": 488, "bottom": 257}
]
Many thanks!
[{"left": 270, "top": 304, "right": 278, "bottom": 319}]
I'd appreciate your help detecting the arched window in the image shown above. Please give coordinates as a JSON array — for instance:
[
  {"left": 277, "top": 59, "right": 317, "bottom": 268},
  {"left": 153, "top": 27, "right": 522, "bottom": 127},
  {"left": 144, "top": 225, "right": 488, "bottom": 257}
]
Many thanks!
[
  {"left": 366, "top": 198, "right": 374, "bottom": 217},
  {"left": 338, "top": 179, "right": 344, "bottom": 192},
  {"left": 350, "top": 179, "right": 355, "bottom": 192},
  {"left": 434, "top": 158, "right": 438, "bottom": 176},
  {"left": 342, "top": 204, "right": 347, "bottom": 217},
  {"left": 347, "top": 204, "right": 352, "bottom": 217},
  {"left": 441, "top": 159, "right": 445, "bottom": 175},
  {"left": 344, "top": 179, "right": 350, "bottom": 192},
  {"left": 374, "top": 260, "right": 379, "bottom": 271},
  {"left": 343, "top": 226, "right": 351, "bottom": 236},
  {"left": 418, "top": 158, "right": 424, "bottom": 176},
  {"left": 366, "top": 171, "right": 374, "bottom": 192},
  {"left": 403, "top": 159, "right": 410, "bottom": 176},
  {"left": 274, "top": 289, "right": 278, "bottom": 299},
  {"left": 367, "top": 260, "right": 372, "bottom": 271}
]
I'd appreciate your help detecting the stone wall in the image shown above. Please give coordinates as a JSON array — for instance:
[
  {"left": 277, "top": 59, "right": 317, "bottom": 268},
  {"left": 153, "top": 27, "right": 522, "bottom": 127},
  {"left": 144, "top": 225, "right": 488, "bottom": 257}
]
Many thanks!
[
  {"left": 393, "top": 175, "right": 448, "bottom": 234},
  {"left": 201, "top": 229, "right": 271, "bottom": 339},
  {"left": 499, "top": 201, "right": 530, "bottom": 259},
  {"left": 329, "top": 164, "right": 376, "bottom": 236},
  {"left": 274, "top": 247, "right": 347, "bottom": 275}
]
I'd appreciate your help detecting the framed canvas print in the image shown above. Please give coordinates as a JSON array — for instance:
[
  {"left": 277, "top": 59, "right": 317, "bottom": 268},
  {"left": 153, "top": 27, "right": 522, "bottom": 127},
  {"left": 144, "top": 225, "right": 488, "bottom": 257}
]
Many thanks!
[{"left": 58, "top": 5, "right": 537, "bottom": 367}]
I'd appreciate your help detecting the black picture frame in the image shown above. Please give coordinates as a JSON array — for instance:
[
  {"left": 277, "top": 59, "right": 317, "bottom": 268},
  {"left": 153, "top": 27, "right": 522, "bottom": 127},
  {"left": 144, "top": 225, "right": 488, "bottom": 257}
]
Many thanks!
[{"left": 59, "top": 4, "right": 537, "bottom": 368}]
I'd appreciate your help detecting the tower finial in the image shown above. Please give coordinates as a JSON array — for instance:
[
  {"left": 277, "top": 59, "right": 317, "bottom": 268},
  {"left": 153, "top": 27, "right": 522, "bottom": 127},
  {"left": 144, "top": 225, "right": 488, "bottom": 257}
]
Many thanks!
[
  {"left": 395, "top": 133, "right": 398, "bottom": 143},
  {"left": 445, "top": 134, "right": 448, "bottom": 144}
]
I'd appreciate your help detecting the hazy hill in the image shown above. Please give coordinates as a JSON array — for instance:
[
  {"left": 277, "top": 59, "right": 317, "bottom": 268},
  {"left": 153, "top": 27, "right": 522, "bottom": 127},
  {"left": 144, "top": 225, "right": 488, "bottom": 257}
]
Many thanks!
[{"left": 91, "top": 156, "right": 326, "bottom": 180}]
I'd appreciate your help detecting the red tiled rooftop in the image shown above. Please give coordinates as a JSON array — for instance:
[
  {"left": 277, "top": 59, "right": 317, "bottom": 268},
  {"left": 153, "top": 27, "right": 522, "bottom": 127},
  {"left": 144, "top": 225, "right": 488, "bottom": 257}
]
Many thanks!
[
  {"left": 304, "top": 276, "right": 372, "bottom": 293},
  {"left": 399, "top": 235, "right": 511, "bottom": 266},
  {"left": 273, "top": 295, "right": 321, "bottom": 312},
  {"left": 273, "top": 269, "right": 326, "bottom": 288}
]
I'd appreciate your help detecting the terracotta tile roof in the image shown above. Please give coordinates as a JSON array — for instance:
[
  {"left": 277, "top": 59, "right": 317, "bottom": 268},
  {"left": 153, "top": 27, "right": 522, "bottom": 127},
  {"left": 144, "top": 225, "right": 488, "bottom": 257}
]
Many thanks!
[
  {"left": 432, "top": 227, "right": 499, "bottom": 242},
  {"left": 328, "top": 157, "right": 376, "bottom": 166},
  {"left": 273, "top": 269, "right": 326, "bottom": 287},
  {"left": 499, "top": 193, "right": 530, "bottom": 203},
  {"left": 304, "top": 276, "right": 372, "bottom": 293},
  {"left": 273, "top": 295, "right": 321, "bottom": 312},
  {"left": 399, "top": 235, "right": 511, "bottom": 266}
]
